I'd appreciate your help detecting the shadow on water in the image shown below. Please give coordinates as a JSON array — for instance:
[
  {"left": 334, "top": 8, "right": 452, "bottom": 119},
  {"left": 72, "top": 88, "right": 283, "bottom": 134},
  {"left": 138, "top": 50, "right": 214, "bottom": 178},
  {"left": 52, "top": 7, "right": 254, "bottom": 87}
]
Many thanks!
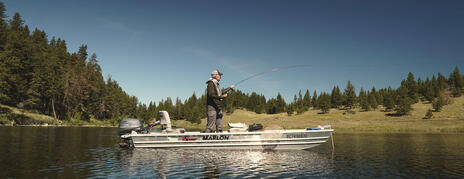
[{"left": 1, "top": 127, "right": 463, "bottom": 178}]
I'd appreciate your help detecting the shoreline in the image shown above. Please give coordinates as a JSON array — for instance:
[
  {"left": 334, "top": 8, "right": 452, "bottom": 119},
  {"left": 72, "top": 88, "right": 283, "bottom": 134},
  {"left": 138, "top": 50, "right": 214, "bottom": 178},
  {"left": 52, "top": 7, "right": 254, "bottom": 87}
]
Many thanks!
[
  {"left": 1, "top": 119, "right": 463, "bottom": 133},
  {"left": 1, "top": 123, "right": 462, "bottom": 133},
  {"left": 0, "top": 124, "right": 117, "bottom": 127}
]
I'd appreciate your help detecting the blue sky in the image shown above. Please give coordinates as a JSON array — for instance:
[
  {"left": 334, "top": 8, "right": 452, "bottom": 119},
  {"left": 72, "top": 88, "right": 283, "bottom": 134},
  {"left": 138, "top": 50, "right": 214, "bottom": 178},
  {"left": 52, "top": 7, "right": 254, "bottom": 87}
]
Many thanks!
[{"left": 3, "top": 0, "right": 464, "bottom": 104}]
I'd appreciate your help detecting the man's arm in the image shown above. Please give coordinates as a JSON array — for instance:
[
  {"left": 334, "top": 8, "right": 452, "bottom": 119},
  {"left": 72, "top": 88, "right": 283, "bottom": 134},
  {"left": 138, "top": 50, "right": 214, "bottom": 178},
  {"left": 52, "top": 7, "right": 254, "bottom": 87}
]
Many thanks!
[
  {"left": 221, "top": 85, "right": 235, "bottom": 94},
  {"left": 207, "top": 82, "right": 225, "bottom": 99},
  {"left": 221, "top": 87, "right": 232, "bottom": 94}
]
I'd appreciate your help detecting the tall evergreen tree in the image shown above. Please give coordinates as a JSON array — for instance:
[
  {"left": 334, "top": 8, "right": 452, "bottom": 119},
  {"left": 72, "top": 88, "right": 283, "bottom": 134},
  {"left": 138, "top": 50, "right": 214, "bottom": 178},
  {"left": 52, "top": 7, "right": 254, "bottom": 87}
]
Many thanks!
[
  {"left": 405, "top": 72, "right": 419, "bottom": 103},
  {"left": 331, "top": 86, "right": 342, "bottom": 108},
  {"left": 0, "top": 2, "right": 6, "bottom": 22},
  {"left": 344, "top": 80, "right": 356, "bottom": 110},
  {"left": 359, "top": 88, "right": 370, "bottom": 111},
  {"left": 311, "top": 90, "right": 318, "bottom": 108},
  {"left": 303, "top": 89, "right": 311, "bottom": 109},
  {"left": 317, "top": 92, "right": 331, "bottom": 114},
  {"left": 0, "top": 2, "right": 7, "bottom": 51},
  {"left": 372, "top": 87, "right": 383, "bottom": 105},
  {"left": 383, "top": 87, "right": 395, "bottom": 112},
  {"left": 395, "top": 86, "right": 412, "bottom": 115},
  {"left": 423, "top": 77, "right": 434, "bottom": 102},
  {"left": 449, "top": 66, "right": 463, "bottom": 97},
  {"left": 367, "top": 90, "right": 378, "bottom": 110},
  {"left": 1, "top": 12, "right": 33, "bottom": 106},
  {"left": 431, "top": 75, "right": 440, "bottom": 98},
  {"left": 10, "top": 12, "right": 24, "bottom": 31},
  {"left": 275, "top": 93, "right": 286, "bottom": 113},
  {"left": 437, "top": 72, "right": 448, "bottom": 90}
]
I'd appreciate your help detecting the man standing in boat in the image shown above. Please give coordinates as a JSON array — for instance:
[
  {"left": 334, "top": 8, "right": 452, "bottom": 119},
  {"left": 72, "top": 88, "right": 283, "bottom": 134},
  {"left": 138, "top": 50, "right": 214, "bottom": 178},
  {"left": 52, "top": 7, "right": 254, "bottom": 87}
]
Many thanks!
[{"left": 206, "top": 69, "right": 234, "bottom": 133}]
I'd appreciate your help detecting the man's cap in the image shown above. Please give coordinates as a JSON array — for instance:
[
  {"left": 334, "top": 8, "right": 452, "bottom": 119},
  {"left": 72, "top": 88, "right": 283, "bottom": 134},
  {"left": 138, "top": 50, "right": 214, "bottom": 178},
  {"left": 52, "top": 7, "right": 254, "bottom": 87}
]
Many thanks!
[{"left": 211, "top": 69, "right": 223, "bottom": 76}]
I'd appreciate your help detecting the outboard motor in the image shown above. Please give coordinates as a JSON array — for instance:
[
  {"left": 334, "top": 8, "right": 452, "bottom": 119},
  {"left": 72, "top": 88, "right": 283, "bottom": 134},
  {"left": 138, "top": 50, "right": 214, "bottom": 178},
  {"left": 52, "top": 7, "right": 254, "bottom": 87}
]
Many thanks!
[
  {"left": 158, "top": 111, "right": 172, "bottom": 130},
  {"left": 118, "top": 118, "right": 144, "bottom": 135}
]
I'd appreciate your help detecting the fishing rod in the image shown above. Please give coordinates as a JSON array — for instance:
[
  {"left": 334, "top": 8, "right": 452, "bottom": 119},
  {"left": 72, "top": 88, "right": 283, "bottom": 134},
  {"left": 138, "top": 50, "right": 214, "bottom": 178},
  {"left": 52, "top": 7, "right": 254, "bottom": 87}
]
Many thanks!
[
  {"left": 233, "top": 65, "right": 311, "bottom": 86},
  {"left": 231, "top": 62, "right": 444, "bottom": 86},
  {"left": 222, "top": 65, "right": 311, "bottom": 94},
  {"left": 225, "top": 62, "right": 446, "bottom": 93}
]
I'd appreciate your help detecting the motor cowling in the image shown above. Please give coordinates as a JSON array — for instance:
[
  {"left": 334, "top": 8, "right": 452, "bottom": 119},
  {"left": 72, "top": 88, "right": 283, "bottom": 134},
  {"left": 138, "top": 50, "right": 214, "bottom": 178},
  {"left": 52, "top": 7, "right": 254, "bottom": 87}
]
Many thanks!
[{"left": 118, "top": 118, "right": 144, "bottom": 135}]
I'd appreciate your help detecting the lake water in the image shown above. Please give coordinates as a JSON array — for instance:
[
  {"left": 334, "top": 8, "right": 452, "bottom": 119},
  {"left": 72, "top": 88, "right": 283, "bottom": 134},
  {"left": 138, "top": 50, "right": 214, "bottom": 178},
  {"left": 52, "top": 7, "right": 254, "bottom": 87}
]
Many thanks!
[{"left": 1, "top": 126, "right": 463, "bottom": 178}]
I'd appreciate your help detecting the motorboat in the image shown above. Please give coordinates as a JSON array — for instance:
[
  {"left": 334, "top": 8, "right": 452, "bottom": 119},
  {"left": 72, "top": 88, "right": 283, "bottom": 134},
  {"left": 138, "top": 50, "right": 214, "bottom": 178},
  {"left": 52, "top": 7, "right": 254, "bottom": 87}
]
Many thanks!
[{"left": 119, "top": 111, "right": 333, "bottom": 150}]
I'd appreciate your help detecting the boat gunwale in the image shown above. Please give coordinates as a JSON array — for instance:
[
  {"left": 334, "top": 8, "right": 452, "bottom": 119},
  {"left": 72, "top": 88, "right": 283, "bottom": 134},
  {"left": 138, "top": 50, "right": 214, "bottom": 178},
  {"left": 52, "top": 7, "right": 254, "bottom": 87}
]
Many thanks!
[
  {"left": 132, "top": 136, "right": 330, "bottom": 144},
  {"left": 134, "top": 140, "right": 328, "bottom": 148},
  {"left": 122, "top": 129, "right": 333, "bottom": 138}
]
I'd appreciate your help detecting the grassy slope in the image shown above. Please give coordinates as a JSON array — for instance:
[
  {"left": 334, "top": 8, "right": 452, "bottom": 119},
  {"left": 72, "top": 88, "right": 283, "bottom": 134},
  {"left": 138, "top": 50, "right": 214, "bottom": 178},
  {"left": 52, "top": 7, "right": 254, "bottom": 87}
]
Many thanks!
[
  {"left": 174, "top": 96, "right": 464, "bottom": 133},
  {"left": 1, "top": 97, "right": 463, "bottom": 132},
  {"left": 0, "top": 104, "right": 113, "bottom": 126},
  {"left": 0, "top": 104, "right": 60, "bottom": 125}
]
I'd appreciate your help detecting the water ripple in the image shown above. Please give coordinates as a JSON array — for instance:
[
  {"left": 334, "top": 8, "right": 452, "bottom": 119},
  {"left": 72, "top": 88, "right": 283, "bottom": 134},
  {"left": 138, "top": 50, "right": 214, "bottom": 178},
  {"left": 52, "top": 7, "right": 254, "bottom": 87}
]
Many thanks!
[{"left": 1, "top": 127, "right": 463, "bottom": 178}]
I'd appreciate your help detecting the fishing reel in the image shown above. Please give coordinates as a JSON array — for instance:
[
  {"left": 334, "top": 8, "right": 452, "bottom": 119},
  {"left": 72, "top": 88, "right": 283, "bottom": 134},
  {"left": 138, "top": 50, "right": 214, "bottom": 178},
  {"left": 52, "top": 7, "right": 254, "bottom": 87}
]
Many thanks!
[{"left": 223, "top": 87, "right": 235, "bottom": 94}]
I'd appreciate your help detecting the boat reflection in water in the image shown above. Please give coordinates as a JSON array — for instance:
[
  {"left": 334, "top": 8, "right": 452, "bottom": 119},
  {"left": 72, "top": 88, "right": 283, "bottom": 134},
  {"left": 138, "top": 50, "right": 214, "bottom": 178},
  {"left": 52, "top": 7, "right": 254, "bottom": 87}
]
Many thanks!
[{"left": 117, "top": 148, "right": 333, "bottom": 178}]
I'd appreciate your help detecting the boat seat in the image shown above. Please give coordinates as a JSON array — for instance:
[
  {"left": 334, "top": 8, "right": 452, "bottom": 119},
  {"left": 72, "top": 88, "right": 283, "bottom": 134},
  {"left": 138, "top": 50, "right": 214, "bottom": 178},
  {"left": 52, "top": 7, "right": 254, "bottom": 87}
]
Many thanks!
[
  {"left": 228, "top": 122, "right": 247, "bottom": 128},
  {"left": 228, "top": 122, "right": 248, "bottom": 132},
  {"left": 165, "top": 128, "right": 185, "bottom": 134},
  {"left": 228, "top": 128, "right": 248, "bottom": 133}
]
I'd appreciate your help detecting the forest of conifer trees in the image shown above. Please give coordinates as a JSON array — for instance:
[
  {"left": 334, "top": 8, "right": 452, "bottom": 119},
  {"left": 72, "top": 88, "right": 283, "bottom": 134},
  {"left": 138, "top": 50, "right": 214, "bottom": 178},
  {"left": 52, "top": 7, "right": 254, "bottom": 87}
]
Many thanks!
[{"left": 0, "top": 2, "right": 463, "bottom": 125}]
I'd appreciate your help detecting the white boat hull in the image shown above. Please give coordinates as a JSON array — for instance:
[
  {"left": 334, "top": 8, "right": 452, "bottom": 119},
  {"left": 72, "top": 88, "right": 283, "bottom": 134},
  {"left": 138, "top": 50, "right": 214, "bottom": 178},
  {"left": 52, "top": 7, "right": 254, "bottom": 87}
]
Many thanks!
[{"left": 121, "top": 129, "right": 334, "bottom": 150}]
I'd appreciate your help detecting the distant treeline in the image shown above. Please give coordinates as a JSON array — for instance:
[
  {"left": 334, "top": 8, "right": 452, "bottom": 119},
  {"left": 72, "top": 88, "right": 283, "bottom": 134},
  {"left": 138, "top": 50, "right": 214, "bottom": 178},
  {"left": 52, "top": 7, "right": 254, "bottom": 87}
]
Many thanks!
[
  {"left": 0, "top": 2, "right": 463, "bottom": 125},
  {"left": 223, "top": 67, "right": 463, "bottom": 117}
]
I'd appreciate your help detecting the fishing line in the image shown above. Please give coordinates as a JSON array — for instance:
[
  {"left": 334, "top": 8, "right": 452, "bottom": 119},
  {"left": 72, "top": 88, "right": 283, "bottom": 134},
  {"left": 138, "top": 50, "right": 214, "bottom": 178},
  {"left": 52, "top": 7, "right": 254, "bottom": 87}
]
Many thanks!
[
  {"left": 233, "top": 65, "right": 311, "bottom": 86},
  {"left": 231, "top": 61, "right": 445, "bottom": 87}
]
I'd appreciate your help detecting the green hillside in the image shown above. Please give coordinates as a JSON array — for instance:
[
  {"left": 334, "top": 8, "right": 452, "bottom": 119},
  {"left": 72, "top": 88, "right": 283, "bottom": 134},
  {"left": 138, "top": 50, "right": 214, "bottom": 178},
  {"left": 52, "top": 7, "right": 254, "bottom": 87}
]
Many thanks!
[
  {"left": 174, "top": 96, "right": 464, "bottom": 133},
  {"left": 1, "top": 96, "right": 463, "bottom": 132},
  {"left": 0, "top": 103, "right": 113, "bottom": 127}
]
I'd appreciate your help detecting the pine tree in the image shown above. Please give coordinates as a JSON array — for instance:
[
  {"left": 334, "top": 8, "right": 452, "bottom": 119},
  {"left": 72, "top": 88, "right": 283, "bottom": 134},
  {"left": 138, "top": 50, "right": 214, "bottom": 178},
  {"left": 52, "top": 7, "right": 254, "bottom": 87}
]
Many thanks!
[
  {"left": 367, "top": 90, "right": 378, "bottom": 110},
  {"left": 405, "top": 72, "right": 419, "bottom": 103},
  {"left": 431, "top": 75, "right": 440, "bottom": 98},
  {"left": 449, "top": 66, "right": 463, "bottom": 97},
  {"left": 1, "top": 12, "right": 33, "bottom": 106},
  {"left": 344, "top": 80, "right": 356, "bottom": 110},
  {"left": 432, "top": 94, "right": 445, "bottom": 112},
  {"left": 331, "top": 86, "right": 342, "bottom": 108},
  {"left": 359, "top": 88, "right": 370, "bottom": 111},
  {"left": 286, "top": 104, "right": 294, "bottom": 116},
  {"left": 10, "top": 12, "right": 24, "bottom": 31},
  {"left": 175, "top": 98, "right": 183, "bottom": 120},
  {"left": 0, "top": 2, "right": 7, "bottom": 51},
  {"left": 311, "top": 90, "right": 318, "bottom": 108},
  {"left": 266, "top": 98, "right": 277, "bottom": 114},
  {"left": 317, "top": 93, "right": 331, "bottom": 114},
  {"left": 424, "top": 109, "right": 433, "bottom": 119},
  {"left": 372, "top": 87, "right": 383, "bottom": 105},
  {"left": 437, "top": 72, "right": 448, "bottom": 90},
  {"left": 86, "top": 53, "right": 105, "bottom": 119},
  {"left": 423, "top": 77, "right": 434, "bottom": 102},
  {"left": 0, "top": 2, "right": 6, "bottom": 22},
  {"left": 303, "top": 89, "right": 311, "bottom": 109},
  {"left": 383, "top": 87, "right": 395, "bottom": 112},
  {"left": 395, "top": 86, "right": 412, "bottom": 115},
  {"left": 276, "top": 93, "right": 286, "bottom": 113}
]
